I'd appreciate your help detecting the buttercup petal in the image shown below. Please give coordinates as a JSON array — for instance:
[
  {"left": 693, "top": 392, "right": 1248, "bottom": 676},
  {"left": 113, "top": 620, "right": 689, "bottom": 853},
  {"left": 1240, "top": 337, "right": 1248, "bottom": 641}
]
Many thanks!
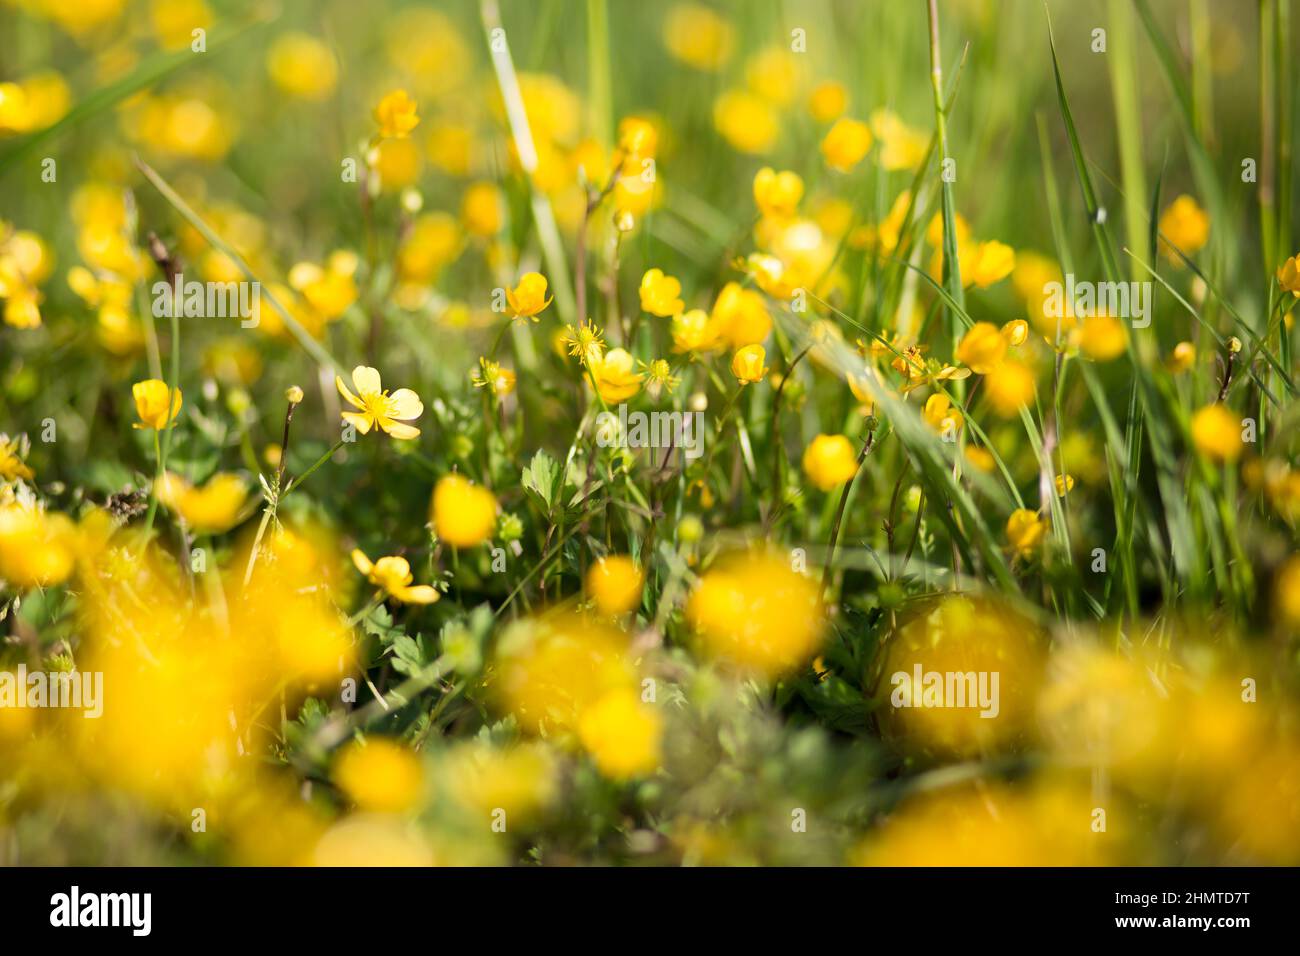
[
  {"left": 350, "top": 549, "right": 374, "bottom": 575},
  {"left": 351, "top": 365, "right": 382, "bottom": 396},
  {"left": 386, "top": 388, "right": 424, "bottom": 421},
  {"left": 381, "top": 420, "right": 420, "bottom": 440},
  {"left": 336, "top": 375, "right": 365, "bottom": 410},
  {"left": 342, "top": 411, "right": 374, "bottom": 434}
]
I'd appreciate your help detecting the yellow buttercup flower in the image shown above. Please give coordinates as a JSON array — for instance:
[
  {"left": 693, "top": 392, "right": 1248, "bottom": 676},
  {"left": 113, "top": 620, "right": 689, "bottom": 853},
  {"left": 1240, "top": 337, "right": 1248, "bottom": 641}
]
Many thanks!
[
  {"left": 870, "top": 108, "right": 929, "bottom": 171},
  {"left": 336, "top": 365, "right": 423, "bottom": 440},
  {"left": 955, "top": 322, "right": 1007, "bottom": 374},
  {"left": 132, "top": 379, "right": 182, "bottom": 430},
  {"left": 1190, "top": 404, "right": 1243, "bottom": 463},
  {"left": 578, "top": 688, "right": 662, "bottom": 780},
  {"left": 617, "top": 116, "right": 658, "bottom": 158},
  {"left": 1076, "top": 314, "right": 1128, "bottom": 361},
  {"left": 639, "top": 268, "right": 685, "bottom": 317},
  {"left": 1054, "top": 474, "right": 1075, "bottom": 497},
  {"left": 687, "top": 552, "right": 824, "bottom": 679},
  {"left": 590, "top": 348, "right": 644, "bottom": 403},
  {"left": 351, "top": 549, "right": 440, "bottom": 604},
  {"left": 155, "top": 472, "right": 248, "bottom": 534},
  {"left": 505, "top": 272, "right": 552, "bottom": 321},
  {"left": 808, "top": 80, "right": 847, "bottom": 123},
  {"left": 561, "top": 320, "right": 606, "bottom": 366},
  {"left": 0, "top": 505, "right": 76, "bottom": 588},
  {"left": 1275, "top": 254, "right": 1300, "bottom": 297},
  {"left": 730, "top": 344, "right": 768, "bottom": 384},
  {"left": 333, "top": 738, "right": 424, "bottom": 814},
  {"left": 1167, "top": 341, "right": 1196, "bottom": 374},
  {"left": 671, "top": 308, "right": 725, "bottom": 354},
  {"left": 0, "top": 435, "right": 33, "bottom": 482},
  {"left": 586, "top": 555, "right": 644, "bottom": 616},
  {"left": 961, "top": 240, "right": 1016, "bottom": 289},
  {"left": 1002, "top": 319, "right": 1029, "bottom": 347},
  {"left": 821, "top": 117, "right": 873, "bottom": 172},
  {"left": 1158, "top": 194, "right": 1209, "bottom": 263},
  {"left": 431, "top": 474, "right": 497, "bottom": 548},
  {"left": 641, "top": 358, "right": 681, "bottom": 397},
  {"left": 374, "top": 88, "right": 419, "bottom": 139},
  {"left": 1276, "top": 555, "right": 1300, "bottom": 628},
  {"left": 1005, "top": 508, "right": 1046, "bottom": 557},
  {"left": 711, "top": 282, "right": 771, "bottom": 349},
  {"left": 471, "top": 357, "right": 517, "bottom": 397},
  {"left": 922, "top": 392, "right": 963, "bottom": 435},
  {"left": 752, "top": 167, "right": 803, "bottom": 219},
  {"left": 802, "top": 434, "right": 860, "bottom": 491},
  {"left": 461, "top": 181, "right": 503, "bottom": 237},
  {"left": 288, "top": 250, "right": 358, "bottom": 322},
  {"left": 983, "top": 359, "right": 1035, "bottom": 418}
]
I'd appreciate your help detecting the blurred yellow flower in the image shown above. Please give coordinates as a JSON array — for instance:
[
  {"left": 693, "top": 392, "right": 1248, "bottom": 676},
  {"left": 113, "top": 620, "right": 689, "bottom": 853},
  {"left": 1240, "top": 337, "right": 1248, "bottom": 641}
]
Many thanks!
[
  {"left": 730, "top": 344, "right": 768, "bottom": 384},
  {"left": 802, "top": 434, "right": 860, "bottom": 491},
  {"left": 752, "top": 167, "right": 803, "bottom": 219},
  {"left": 461, "top": 181, "right": 503, "bottom": 237},
  {"left": 0, "top": 435, "right": 33, "bottom": 482},
  {"left": 289, "top": 250, "right": 358, "bottom": 321},
  {"left": 671, "top": 308, "right": 726, "bottom": 354},
  {"left": 351, "top": 550, "right": 440, "bottom": 604},
  {"left": 587, "top": 555, "right": 644, "bottom": 616},
  {"left": 955, "top": 321, "right": 1007, "bottom": 374},
  {"left": 132, "top": 379, "right": 182, "bottom": 430},
  {"left": 266, "top": 33, "right": 338, "bottom": 101},
  {"left": 374, "top": 88, "right": 419, "bottom": 139},
  {"left": 808, "top": 80, "right": 848, "bottom": 123},
  {"left": 432, "top": 475, "right": 497, "bottom": 548},
  {"left": 713, "top": 89, "right": 777, "bottom": 154},
  {"left": 333, "top": 739, "right": 424, "bottom": 814},
  {"left": 663, "top": 4, "right": 734, "bottom": 71},
  {"left": 1076, "top": 314, "right": 1128, "bottom": 361},
  {"left": 639, "top": 268, "right": 685, "bottom": 316},
  {"left": 1277, "top": 254, "right": 1300, "bottom": 297},
  {"left": 687, "top": 552, "right": 824, "bottom": 679},
  {"left": 1005, "top": 508, "right": 1046, "bottom": 557},
  {"left": 506, "top": 272, "right": 552, "bottom": 321},
  {"left": 1054, "top": 474, "right": 1075, "bottom": 496},
  {"left": 870, "top": 108, "right": 929, "bottom": 171},
  {"left": 1158, "top": 194, "right": 1209, "bottom": 263},
  {"left": 922, "top": 392, "right": 963, "bottom": 435},
  {"left": 961, "top": 240, "right": 1016, "bottom": 288},
  {"left": 156, "top": 472, "right": 248, "bottom": 534},
  {"left": 336, "top": 365, "right": 423, "bottom": 440},
  {"left": 711, "top": 282, "right": 771, "bottom": 348},
  {"left": 578, "top": 688, "right": 662, "bottom": 780},
  {"left": 1190, "top": 403, "right": 1243, "bottom": 463},
  {"left": 983, "top": 359, "right": 1035, "bottom": 417},
  {"left": 1276, "top": 555, "right": 1300, "bottom": 628},
  {"left": 821, "top": 117, "right": 873, "bottom": 172},
  {"left": 471, "top": 357, "right": 517, "bottom": 397},
  {"left": 561, "top": 320, "right": 606, "bottom": 366},
  {"left": 0, "top": 505, "right": 76, "bottom": 588}
]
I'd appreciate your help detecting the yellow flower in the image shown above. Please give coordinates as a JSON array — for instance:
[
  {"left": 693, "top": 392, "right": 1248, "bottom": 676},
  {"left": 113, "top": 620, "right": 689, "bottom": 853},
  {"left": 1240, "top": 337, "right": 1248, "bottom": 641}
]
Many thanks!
[
  {"left": 983, "top": 359, "right": 1035, "bottom": 417},
  {"left": 1076, "top": 314, "right": 1128, "bottom": 361},
  {"left": 1190, "top": 404, "right": 1243, "bottom": 463},
  {"left": 505, "top": 272, "right": 552, "bottom": 321},
  {"left": 713, "top": 89, "right": 777, "bottom": 154},
  {"left": 955, "top": 321, "right": 1008, "bottom": 374},
  {"left": 1055, "top": 474, "right": 1075, "bottom": 497},
  {"left": 578, "top": 688, "right": 662, "bottom": 780},
  {"left": 156, "top": 472, "right": 248, "bottom": 534},
  {"left": 587, "top": 556, "right": 644, "bottom": 616},
  {"left": 561, "top": 320, "right": 606, "bottom": 366},
  {"left": 431, "top": 475, "right": 497, "bottom": 548},
  {"left": 870, "top": 108, "right": 929, "bottom": 171},
  {"left": 922, "top": 392, "right": 963, "bottom": 435},
  {"left": 1277, "top": 254, "right": 1300, "bottom": 297},
  {"left": 1158, "top": 194, "right": 1209, "bottom": 263},
  {"left": 351, "top": 550, "right": 440, "bottom": 604},
  {"left": 0, "top": 505, "right": 76, "bottom": 588},
  {"left": 1005, "top": 508, "right": 1046, "bottom": 557},
  {"left": 639, "top": 268, "right": 685, "bottom": 316},
  {"left": 461, "top": 181, "right": 503, "bottom": 237},
  {"left": 617, "top": 116, "right": 658, "bottom": 158},
  {"left": 710, "top": 282, "right": 771, "bottom": 348},
  {"left": 336, "top": 365, "right": 423, "bottom": 439},
  {"left": 1168, "top": 341, "right": 1197, "bottom": 374},
  {"left": 663, "top": 4, "right": 734, "bottom": 71},
  {"left": 821, "top": 117, "right": 873, "bottom": 172},
  {"left": 1276, "top": 555, "right": 1300, "bottom": 628},
  {"left": 132, "top": 379, "right": 182, "bottom": 430},
  {"left": 687, "top": 552, "right": 824, "bottom": 679},
  {"left": 808, "top": 81, "right": 847, "bottom": 123},
  {"left": 590, "top": 348, "right": 644, "bottom": 403},
  {"left": 641, "top": 358, "right": 681, "bottom": 397},
  {"left": 288, "top": 250, "right": 358, "bottom": 321},
  {"left": 752, "top": 167, "right": 803, "bottom": 219},
  {"left": 964, "top": 445, "right": 996, "bottom": 473},
  {"left": 471, "top": 357, "right": 516, "bottom": 397},
  {"left": 671, "top": 308, "right": 725, "bottom": 354},
  {"left": 0, "top": 435, "right": 33, "bottom": 482},
  {"left": 333, "top": 739, "right": 424, "bottom": 814},
  {"left": 802, "top": 434, "right": 860, "bottom": 491},
  {"left": 1001, "top": 319, "right": 1029, "bottom": 347},
  {"left": 730, "top": 344, "right": 768, "bottom": 384},
  {"left": 266, "top": 33, "right": 338, "bottom": 101},
  {"left": 961, "top": 240, "right": 1016, "bottom": 289},
  {"left": 374, "top": 88, "right": 419, "bottom": 139}
]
